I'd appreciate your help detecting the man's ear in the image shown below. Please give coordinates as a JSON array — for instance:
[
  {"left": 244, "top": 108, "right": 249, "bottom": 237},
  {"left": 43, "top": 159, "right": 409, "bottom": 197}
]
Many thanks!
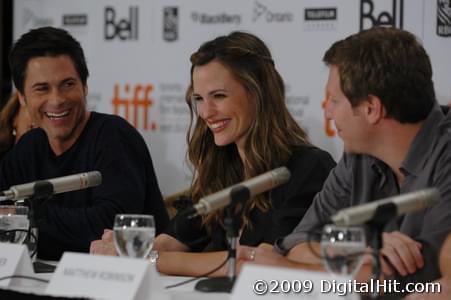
[
  {"left": 365, "top": 94, "right": 385, "bottom": 124},
  {"left": 17, "top": 91, "right": 27, "bottom": 107}
]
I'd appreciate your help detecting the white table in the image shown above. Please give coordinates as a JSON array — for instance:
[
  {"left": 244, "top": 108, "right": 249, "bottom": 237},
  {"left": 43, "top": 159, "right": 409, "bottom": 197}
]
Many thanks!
[{"left": 7, "top": 271, "right": 231, "bottom": 300}]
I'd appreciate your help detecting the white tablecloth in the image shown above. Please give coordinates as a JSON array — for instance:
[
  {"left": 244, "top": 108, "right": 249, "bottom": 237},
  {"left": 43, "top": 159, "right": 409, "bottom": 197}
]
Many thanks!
[{"left": 8, "top": 271, "right": 231, "bottom": 300}]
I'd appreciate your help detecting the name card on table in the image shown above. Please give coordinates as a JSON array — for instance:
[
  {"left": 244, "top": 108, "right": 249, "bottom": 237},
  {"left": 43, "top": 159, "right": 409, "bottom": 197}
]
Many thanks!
[
  {"left": 231, "top": 264, "right": 359, "bottom": 300},
  {"left": 46, "top": 252, "right": 170, "bottom": 300},
  {"left": 0, "top": 243, "right": 34, "bottom": 287}
]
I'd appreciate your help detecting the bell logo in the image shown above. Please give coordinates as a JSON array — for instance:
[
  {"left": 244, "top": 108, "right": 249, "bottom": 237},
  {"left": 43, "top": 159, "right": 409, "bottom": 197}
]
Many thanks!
[
  {"left": 112, "top": 84, "right": 157, "bottom": 131},
  {"left": 104, "top": 6, "right": 138, "bottom": 40},
  {"left": 359, "top": 0, "right": 404, "bottom": 31}
]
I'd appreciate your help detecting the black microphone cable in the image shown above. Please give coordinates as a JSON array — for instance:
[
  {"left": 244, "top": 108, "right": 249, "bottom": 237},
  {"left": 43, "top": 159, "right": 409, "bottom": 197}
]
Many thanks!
[
  {"left": 0, "top": 274, "right": 50, "bottom": 283},
  {"left": 165, "top": 205, "right": 235, "bottom": 289},
  {"left": 165, "top": 253, "right": 230, "bottom": 289},
  {"left": 0, "top": 229, "right": 39, "bottom": 258}
]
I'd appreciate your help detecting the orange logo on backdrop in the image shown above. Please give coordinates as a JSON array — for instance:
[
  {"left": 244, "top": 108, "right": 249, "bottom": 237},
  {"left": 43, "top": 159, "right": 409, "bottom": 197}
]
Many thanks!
[
  {"left": 322, "top": 91, "right": 336, "bottom": 137},
  {"left": 112, "top": 83, "right": 158, "bottom": 131}
]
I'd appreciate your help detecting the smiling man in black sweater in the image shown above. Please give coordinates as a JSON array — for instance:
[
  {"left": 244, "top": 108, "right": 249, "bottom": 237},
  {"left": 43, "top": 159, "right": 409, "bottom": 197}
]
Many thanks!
[{"left": 0, "top": 27, "right": 169, "bottom": 260}]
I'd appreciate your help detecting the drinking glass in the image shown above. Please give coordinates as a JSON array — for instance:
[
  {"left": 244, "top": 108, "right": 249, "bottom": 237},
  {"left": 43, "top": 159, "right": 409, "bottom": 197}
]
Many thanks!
[
  {"left": 113, "top": 214, "right": 155, "bottom": 258},
  {"left": 0, "top": 205, "right": 30, "bottom": 244},
  {"left": 320, "top": 225, "right": 366, "bottom": 277}
]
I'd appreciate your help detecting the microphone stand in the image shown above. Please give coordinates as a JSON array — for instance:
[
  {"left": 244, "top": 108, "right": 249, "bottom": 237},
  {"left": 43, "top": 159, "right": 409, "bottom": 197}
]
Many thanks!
[
  {"left": 21, "top": 181, "right": 54, "bottom": 259},
  {"left": 195, "top": 186, "right": 251, "bottom": 293},
  {"left": 365, "top": 203, "right": 397, "bottom": 299}
]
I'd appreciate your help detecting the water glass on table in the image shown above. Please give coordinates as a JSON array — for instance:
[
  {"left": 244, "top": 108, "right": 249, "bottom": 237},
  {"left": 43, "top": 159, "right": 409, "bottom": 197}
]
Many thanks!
[
  {"left": 0, "top": 205, "right": 30, "bottom": 244},
  {"left": 113, "top": 214, "right": 155, "bottom": 259},
  {"left": 321, "top": 224, "right": 366, "bottom": 277}
]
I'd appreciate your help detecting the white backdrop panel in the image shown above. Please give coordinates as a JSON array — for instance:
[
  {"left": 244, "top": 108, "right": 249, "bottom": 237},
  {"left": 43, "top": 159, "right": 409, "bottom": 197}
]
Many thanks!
[{"left": 13, "top": 0, "right": 451, "bottom": 195}]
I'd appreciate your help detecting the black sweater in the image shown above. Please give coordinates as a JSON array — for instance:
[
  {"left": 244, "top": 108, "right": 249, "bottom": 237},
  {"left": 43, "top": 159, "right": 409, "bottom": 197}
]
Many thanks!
[{"left": 0, "top": 112, "right": 169, "bottom": 260}]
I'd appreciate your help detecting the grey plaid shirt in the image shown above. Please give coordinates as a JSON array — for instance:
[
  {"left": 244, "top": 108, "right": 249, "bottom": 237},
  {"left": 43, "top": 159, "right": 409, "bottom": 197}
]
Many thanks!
[{"left": 276, "top": 104, "right": 451, "bottom": 285}]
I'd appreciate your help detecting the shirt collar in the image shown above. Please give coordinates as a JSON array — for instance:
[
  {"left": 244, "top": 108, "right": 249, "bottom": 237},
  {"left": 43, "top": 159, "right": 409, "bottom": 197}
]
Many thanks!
[{"left": 370, "top": 156, "right": 391, "bottom": 189}]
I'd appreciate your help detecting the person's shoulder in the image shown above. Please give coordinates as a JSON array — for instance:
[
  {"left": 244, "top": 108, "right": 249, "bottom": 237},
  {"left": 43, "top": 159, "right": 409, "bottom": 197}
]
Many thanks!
[
  {"left": 90, "top": 111, "right": 136, "bottom": 131},
  {"left": 14, "top": 127, "right": 47, "bottom": 149},
  {"left": 434, "top": 123, "right": 451, "bottom": 163},
  {"left": 88, "top": 112, "right": 148, "bottom": 150},
  {"left": 289, "top": 144, "right": 336, "bottom": 168},
  {"left": 441, "top": 119, "right": 451, "bottom": 143},
  {"left": 90, "top": 112, "right": 144, "bottom": 139},
  {"left": 332, "top": 153, "right": 385, "bottom": 183},
  {"left": 0, "top": 128, "right": 46, "bottom": 166},
  {"left": 429, "top": 107, "right": 451, "bottom": 158}
]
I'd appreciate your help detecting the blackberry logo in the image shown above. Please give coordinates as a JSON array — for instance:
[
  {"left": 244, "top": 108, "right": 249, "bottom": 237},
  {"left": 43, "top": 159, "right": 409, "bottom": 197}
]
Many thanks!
[{"left": 191, "top": 12, "right": 241, "bottom": 25}]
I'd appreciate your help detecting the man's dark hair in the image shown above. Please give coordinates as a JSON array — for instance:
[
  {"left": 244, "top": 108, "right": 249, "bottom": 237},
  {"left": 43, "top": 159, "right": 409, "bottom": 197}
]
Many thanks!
[
  {"left": 9, "top": 26, "right": 89, "bottom": 93},
  {"left": 323, "top": 26, "right": 436, "bottom": 123}
]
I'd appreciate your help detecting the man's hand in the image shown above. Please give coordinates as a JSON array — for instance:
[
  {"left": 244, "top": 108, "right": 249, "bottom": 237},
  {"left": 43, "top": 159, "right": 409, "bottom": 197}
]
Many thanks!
[{"left": 381, "top": 231, "right": 423, "bottom": 276}]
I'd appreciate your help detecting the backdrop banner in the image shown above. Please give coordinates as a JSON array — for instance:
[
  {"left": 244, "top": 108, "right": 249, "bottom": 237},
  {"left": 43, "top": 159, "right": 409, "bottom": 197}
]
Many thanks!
[{"left": 13, "top": 0, "right": 451, "bottom": 195}]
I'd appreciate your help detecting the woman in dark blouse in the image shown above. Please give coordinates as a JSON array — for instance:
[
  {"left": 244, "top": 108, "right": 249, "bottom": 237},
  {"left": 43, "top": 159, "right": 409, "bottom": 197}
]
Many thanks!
[{"left": 91, "top": 31, "right": 335, "bottom": 276}]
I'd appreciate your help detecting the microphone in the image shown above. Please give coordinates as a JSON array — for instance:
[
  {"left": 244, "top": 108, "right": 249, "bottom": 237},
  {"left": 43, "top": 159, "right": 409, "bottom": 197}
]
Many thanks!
[
  {"left": 0, "top": 171, "right": 102, "bottom": 201},
  {"left": 331, "top": 188, "right": 440, "bottom": 226},
  {"left": 191, "top": 167, "right": 291, "bottom": 217}
]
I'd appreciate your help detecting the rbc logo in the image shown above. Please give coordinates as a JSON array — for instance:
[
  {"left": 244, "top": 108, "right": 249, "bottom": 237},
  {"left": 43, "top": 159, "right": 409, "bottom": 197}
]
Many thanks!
[
  {"left": 163, "top": 7, "right": 179, "bottom": 42},
  {"left": 437, "top": 0, "right": 451, "bottom": 37},
  {"left": 104, "top": 6, "right": 138, "bottom": 40},
  {"left": 359, "top": 0, "right": 404, "bottom": 31}
]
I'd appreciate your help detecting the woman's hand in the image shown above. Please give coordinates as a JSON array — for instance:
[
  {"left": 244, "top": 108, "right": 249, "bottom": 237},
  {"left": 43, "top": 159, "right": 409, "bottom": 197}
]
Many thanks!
[{"left": 89, "top": 229, "right": 117, "bottom": 256}]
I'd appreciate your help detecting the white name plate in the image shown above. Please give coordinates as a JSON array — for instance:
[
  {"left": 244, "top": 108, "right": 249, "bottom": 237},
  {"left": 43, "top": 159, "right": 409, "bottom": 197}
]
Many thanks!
[
  {"left": 232, "top": 264, "right": 359, "bottom": 300},
  {"left": 46, "top": 252, "right": 170, "bottom": 300},
  {"left": 0, "top": 242, "right": 34, "bottom": 287}
]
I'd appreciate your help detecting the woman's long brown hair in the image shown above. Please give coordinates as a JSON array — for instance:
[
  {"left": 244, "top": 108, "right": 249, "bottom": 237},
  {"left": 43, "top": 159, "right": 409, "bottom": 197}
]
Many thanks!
[{"left": 186, "top": 31, "right": 309, "bottom": 228}]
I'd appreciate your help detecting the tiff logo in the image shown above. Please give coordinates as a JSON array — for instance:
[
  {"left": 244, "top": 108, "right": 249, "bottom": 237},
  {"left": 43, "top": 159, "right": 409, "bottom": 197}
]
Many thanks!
[
  {"left": 104, "top": 6, "right": 138, "bottom": 40},
  {"left": 112, "top": 84, "right": 157, "bottom": 130},
  {"left": 360, "top": 0, "right": 404, "bottom": 31},
  {"left": 322, "top": 93, "right": 336, "bottom": 138}
]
